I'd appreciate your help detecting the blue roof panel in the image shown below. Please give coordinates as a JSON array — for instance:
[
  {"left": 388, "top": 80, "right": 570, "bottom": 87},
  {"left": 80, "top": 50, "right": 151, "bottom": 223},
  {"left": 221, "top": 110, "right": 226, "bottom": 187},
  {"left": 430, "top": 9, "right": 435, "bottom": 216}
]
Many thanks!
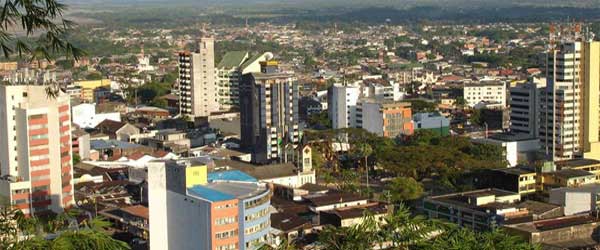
[{"left": 208, "top": 170, "right": 257, "bottom": 183}]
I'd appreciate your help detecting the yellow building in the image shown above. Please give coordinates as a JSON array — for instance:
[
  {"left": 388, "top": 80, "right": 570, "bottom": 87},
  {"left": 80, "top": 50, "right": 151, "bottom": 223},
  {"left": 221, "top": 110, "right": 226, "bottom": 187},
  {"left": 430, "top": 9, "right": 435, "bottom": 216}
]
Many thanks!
[
  {"left": 74, "top": 79, "right": 111, "bottom": 102},
  {"left": 555, "top": 159, "right": 600, "bottom": 182}
]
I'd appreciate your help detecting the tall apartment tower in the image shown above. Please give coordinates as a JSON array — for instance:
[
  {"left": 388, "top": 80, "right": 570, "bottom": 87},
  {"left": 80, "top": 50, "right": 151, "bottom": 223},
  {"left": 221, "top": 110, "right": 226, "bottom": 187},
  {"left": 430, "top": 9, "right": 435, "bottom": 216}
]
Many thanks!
[
  {"left": 178, "top": 37, "right": 218, "bottom": 117},
  {"left": 240, "top": 61, "right": 300, "bottom": 164},
  {"left": 540, "top": 40, "right": 600, "bottom": 160},
  {"left": 328, "top": 84, "right": 360, "bottom": 129},
  {"left": 0, "top": 85, "right": 74, "bottom": 215},
  {"left": 509, "top": 77, "right": 546, "bottom": 138}
]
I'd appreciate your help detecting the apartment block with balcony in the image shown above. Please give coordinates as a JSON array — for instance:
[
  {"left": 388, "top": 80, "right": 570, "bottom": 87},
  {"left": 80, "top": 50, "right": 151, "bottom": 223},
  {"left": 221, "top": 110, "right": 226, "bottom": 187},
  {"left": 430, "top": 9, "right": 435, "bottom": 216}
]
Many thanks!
[
  {"left": 148, "top": 158, "right": 271, "bottom": 250},
  {"left": 178, "top": 37, "right": 218, "bottom": 117},
  {"left": 239, "top": 61, "right": 300, "bottom": 164},
  {"left": 0, "top": 85, "right": 74, "bottom": 216}
]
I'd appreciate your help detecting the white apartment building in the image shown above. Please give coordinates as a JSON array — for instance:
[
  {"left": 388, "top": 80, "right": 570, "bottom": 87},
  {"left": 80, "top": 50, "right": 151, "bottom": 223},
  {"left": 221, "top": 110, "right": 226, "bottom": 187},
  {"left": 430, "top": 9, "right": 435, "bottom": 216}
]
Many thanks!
[
  {"left": 0, "top": 85, "right": 74, "bottom": 215},
  {"left": 363, "top": 79, "right": 405, "bottom": 101},
  {"left": 178, "top": 37, "right": 218, "bottom": 117},
  {"left": 328, "top": 84, "right": 360, "bottom": 129},
  {"left": 463, "top": 82, "right": 507, "bottom": 108}
]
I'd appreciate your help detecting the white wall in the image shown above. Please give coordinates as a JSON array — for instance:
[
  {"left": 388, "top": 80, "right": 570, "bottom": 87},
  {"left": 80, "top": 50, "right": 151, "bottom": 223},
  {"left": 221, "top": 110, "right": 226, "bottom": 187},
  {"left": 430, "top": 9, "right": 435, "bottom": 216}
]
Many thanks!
[
  {"left": 549, "top": 190, "right": 591, "bottom": 216},
  {"left": 72, "top": 103, "right": 121, "bottom": 128},
  {"left": 328, "top": 85, "right": 359, "bottom": 129}
]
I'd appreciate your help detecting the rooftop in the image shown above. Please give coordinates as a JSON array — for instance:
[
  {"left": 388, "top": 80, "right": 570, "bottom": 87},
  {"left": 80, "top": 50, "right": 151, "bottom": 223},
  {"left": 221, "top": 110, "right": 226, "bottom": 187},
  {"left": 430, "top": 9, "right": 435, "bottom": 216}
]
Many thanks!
[
  {"left": 494, "top": 167, "right": 535, "bottom": 176},
  {"left": 327, "top": 203, "right": 388, "bottom": 220},
  {"left": 90, "top": 140, "right": 142, "bottom": 150},
  {"left": 271, "top": 213, "right": 310, "bottom": 232},
  {"left": 250, "top": 72, "right": 294, "bottom": 80},
  {"left": 515, "top": 200, "right": 560, "bottom": 216},
  {"left": 426, "top": 189, "right": 520, "bottom": 213},
  {"left": 208, "top": 170, "right": 257, "bottom": 183},
  {"left": 556, "top": 158, "right": 600, "bottom": 168},
  {"left": 305, "top": 192, "right": 367, "bottom": 207},
  {"left": 552, "top": 169, "right": 595, "bottom": 179},
  {"left": 504, "top": 215, "right": 598, "bottom": 233},
  {"left": 218, "top": 51, "right": 248, "bottom": 68},
  {"left": 188, "top": 181, "right": 267, "bottom": 202},
  {"left": 213, "top": 160, "right": 298, "bottom": 180}
]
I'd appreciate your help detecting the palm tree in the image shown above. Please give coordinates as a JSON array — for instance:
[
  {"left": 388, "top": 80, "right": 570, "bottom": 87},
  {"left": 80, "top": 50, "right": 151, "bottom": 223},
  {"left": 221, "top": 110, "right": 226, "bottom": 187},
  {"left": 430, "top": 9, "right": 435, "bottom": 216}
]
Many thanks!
[
  {"left": 381, "top": 204, "right": 442, "bottom": 249},
  {"left": 318, "top": 213, "right": 382, "bottom": 250},
  {"left": 350, "top": 142, "right": 373, "bottom": 193},
  {"left": 0, "top": 204, "right": 130, "bottom": 250},
  {"left": 415, "top": 227, "right": 540, "bottom": 250}
]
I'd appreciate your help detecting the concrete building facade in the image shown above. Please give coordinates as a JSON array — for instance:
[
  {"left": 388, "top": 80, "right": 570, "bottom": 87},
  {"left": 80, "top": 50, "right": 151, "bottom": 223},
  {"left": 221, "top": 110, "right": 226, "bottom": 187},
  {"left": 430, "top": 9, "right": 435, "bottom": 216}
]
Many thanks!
[
  {"left": 239, "top": 61, "right": 300, "bottom": 164},
  {"left": 509, "top": 78, "right": 545, "bottom": 138},
  {"left": 178, "top": 37, "right": 218, "bottom": 117},
  {"left": 357, "top": 100, "right": 413, "bottom": 138},
  {"left": 463, "top": 82, "right": 506, "bottom": 108},
  {"left": 148, "top": 159, "right": 271, "bottom": 250},
  {"left": 541, "top": 40, "right": 600, "bottom": 161},
  {"left": 0, "top": 85, "right": 74, "bottom": 215},
  {"left": 327, "top": 84, "right": 360, "bottom": 129}
]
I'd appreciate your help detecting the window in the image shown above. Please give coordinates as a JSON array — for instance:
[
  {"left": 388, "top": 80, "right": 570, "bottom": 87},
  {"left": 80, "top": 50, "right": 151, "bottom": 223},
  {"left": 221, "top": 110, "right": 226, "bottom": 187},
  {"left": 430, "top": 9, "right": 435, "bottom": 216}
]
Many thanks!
[
  {"left": 216, "top": 244, "right": 237, "bottom": 250},
  {"left": 215, "top": 217, "right": 237, "bottom": 225},
  {"left": 215, "top": 229, "right": 237, "bottom": 239},
  {"left": 244, "top": 221, "right": 269, "bottom": 234}
]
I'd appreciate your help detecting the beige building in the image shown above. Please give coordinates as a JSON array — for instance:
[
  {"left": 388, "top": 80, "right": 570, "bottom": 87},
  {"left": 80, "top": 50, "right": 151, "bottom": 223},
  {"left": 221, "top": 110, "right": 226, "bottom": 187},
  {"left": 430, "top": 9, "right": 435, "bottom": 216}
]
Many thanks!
[
  {"left": 0, "top": 85, "right": 74, "bottom": 215},
  {"left": 541, "top": 40, "right": 600, "bottom": 160},
  {"left": 178, "top": 37, "right": 218, "bottom": 117}
]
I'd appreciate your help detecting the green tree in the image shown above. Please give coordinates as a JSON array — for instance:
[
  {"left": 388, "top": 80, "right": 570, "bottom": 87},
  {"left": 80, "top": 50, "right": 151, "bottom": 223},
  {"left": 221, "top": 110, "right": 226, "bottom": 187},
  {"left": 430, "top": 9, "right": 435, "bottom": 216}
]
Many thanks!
[
  {"left": 72, "top": 153, "right": 81, "bottom": 165},
  {"left": 388, "top": 177, "right": 424, "bottom": 202},
  {"left": 470, "top": 109, "right": 483, "bottom": 126},
  {"left": 410, "top": 99, "right": 437, "bottom": 113}
]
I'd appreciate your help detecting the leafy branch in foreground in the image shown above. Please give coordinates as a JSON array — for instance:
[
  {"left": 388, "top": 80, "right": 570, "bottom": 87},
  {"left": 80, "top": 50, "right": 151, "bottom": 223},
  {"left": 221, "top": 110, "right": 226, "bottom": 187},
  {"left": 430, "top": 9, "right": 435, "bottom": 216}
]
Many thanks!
[{"left": 0, "top": 0, "right": 85, "bottom": 61}]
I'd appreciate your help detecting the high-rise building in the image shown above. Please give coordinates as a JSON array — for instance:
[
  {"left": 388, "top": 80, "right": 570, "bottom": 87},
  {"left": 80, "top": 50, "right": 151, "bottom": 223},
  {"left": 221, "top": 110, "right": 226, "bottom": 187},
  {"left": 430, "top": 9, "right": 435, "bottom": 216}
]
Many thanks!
[
  {"left": 540, "top": 40, "right": 600, "bottom": 160},
  {"left": 240, "top": 61, "right": 300, "bottom": 164},
  {"left": 357, "top": 100, "right": 414, "bottom": 138},
  {"left": 328, "top": 84, "right": 360, "bottom": 129},
  {"left": 178, "top": 37, "right": 218, "bottom": 117},
  {"left": 148, "top": 159, "right": 271, "bottom": 250},
  {"left": 216, "top": 52, "right": 273, "bottom": 111},
  {"left": 509, "top": 77, "right": 546, "bottom": 138},
  {"left": 0, "top": 85, "right": 74, "bottom": 215}
]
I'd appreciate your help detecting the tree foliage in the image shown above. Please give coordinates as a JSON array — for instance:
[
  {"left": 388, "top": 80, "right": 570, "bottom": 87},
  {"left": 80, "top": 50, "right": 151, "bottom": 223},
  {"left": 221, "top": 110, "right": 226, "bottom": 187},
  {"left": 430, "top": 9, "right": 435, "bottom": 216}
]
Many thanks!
[
  {"left": 0, "top": 0, "right": 84, "bottom": 60},
  {"left": 388, "top": 177, "right": 424, "bottom": 202},
  {"left": 306, "top": 205, "right": 537, "bottom": 250},
  {"left": 0, "top": 204, "right": 129, "bottom": 250}
]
